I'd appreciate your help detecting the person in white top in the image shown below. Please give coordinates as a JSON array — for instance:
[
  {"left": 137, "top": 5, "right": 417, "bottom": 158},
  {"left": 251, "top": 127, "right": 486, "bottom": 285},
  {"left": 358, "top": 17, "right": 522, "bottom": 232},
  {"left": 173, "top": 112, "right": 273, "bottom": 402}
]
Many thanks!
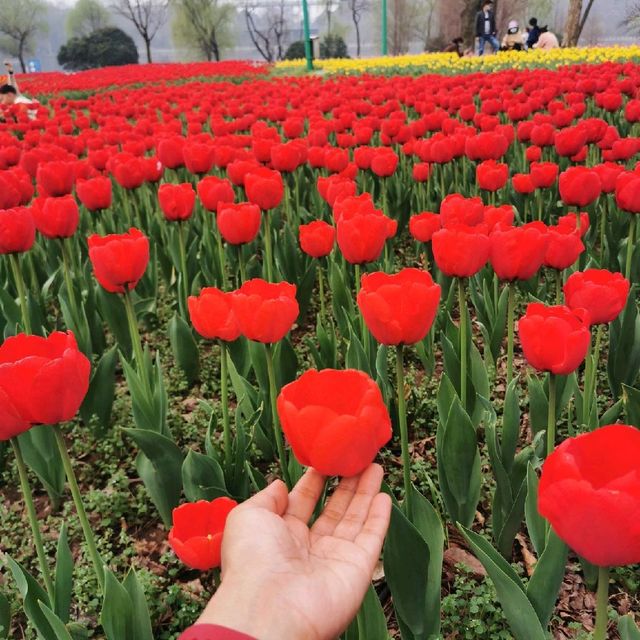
[{"left": 1, "top": 61, "right": 35, "bottom": 107}]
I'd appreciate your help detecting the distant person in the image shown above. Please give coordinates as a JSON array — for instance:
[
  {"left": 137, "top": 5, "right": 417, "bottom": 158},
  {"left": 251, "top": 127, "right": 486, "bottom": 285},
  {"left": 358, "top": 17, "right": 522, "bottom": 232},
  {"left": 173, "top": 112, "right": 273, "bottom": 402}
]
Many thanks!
[
  {"left": 476, "top": 0, "right": 500, "bottom": 56},
  {"left": 501, "top": 20, "right": 525, "bottom": 51},
  {"left": 527, "top": 17, "right": 541, "bottom": 49},
  {"left": 443, "top": 37, "right": 464, "bottom": 57},
  {"left": 533, "top": 26, "right": 560, "bottom": 50},
  {"left": 1, "top": 61, "right": 38, "bottom": 120}
]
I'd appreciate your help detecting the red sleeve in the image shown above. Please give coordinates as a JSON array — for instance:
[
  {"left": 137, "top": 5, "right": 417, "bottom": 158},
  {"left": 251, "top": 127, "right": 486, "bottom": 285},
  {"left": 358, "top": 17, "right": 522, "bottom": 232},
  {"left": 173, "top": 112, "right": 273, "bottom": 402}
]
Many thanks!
[{"left": 178, "top": 624, "right": 257, "bottom": 640}]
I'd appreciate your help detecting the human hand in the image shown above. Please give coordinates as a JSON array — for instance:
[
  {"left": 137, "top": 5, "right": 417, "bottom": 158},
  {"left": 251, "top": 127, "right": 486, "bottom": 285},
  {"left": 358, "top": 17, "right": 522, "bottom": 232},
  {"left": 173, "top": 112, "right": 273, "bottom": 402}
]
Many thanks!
[
  {"left": 197, "top": 464, "right": 391, "bottom": 640},
  {"left": 3, "top": 61, "right": 12, "bottom": 73}
]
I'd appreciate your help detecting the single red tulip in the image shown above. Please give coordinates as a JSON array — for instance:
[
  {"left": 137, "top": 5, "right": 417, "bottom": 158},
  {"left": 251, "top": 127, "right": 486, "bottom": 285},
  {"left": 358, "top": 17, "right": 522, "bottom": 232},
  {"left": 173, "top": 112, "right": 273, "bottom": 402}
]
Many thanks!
[
  {"left": 476, "top": 160, "right": 509, "bottom": 192},
  {"left": 88, "top": 228, "right": 150, "bottom": 294},
  {"left": 188, "top": 287, "right": 241, "bottom": 342},
  {"left": 563, "top": 269, "right": 630, "bottom": 325},
  {"left": 232, "top": 279, "right": 299, "bottom": 344},
  {"left": 299, "top": 221, "right": 335, "bottom": 258},
  {"left": 197, "top": 176, "right": 235, "bottom": 212},
  {"left": 245, "top": 168, "right": 284, "bottom": 211},
  {"left": 36, "top": 161, "right": 75, "bottom": 197},
  {"left": 483, "top": 204, "right": 515, "bottom": 232},
  {"left": 157, "top": 136, "right": 185, "bottom": 170},
  {"left": 357, "top": 268, "right": 441, "bottom": 345},
  {"left": 0, "top": 331, "right": 90, "bottom": 440},
  {"left": 370, "top": 148, "right": 399, "bottom": 178},
  {"left": 518, "top": 303, "right": 590, "bottom": 375},
  {"left": 412, "top": 162, "right": 431, "bottom": 182},
  {"left": 409, "top": 212, "right": 440, "bottom": 243},
  {"left": 615, "top": 172, "right": 640, "bottom": 213},
  {"left": 0, "top": 207, "right": 35, "bottom": 254},
  {"left": 216, "top": 203, "right": 261, "bottom": 245},
  {"left": 489, "top": 223, "right": 548, "bottom": 281},
  {"left": 336, "top": 209, "right": 397, "bottom": 265},
  {"left": 512, "top": 173, "right": 536, "bottom": 194},
  {"left": 439, "top": 194, "right": 484, "bottom": 228},
  {"left": 530, "top": 162, "right": 559, "bottom": 189},
  {"left": 277, "top": 368, "right": 392, "bottom": 477},
  {"left": 183, "top": 142, "right": 214, "bottom": 175},
  {"left": 31, "top": 195, "right": 79, "bottom": 239},
  {"left": 544, "top": 227, "right": 585, "bottom": 271},
  {"left": 76, "top": 176, "right": 112, "bottom": 211},
  {"left": 432, "top": 224, "right": 490, "bottom": 277},
  {"left": 168, "top": 497, "right": 237, "bottom": 570},
  {"left": 539, "top": 424, "right": 640, "bottom": 567},
  {"left": 559, "top": 167, "right": 601, "bottom": 208},
  {"left": 158, "top": 183, "right": 196, "bottom": 222}
]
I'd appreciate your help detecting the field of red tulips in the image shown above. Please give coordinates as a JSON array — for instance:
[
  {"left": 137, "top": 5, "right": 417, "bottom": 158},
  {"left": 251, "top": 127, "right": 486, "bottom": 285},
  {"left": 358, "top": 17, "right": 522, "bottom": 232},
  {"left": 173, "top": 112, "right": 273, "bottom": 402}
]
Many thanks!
[{"left": 1, "top": 58, "right": 640, "bottom": 639}]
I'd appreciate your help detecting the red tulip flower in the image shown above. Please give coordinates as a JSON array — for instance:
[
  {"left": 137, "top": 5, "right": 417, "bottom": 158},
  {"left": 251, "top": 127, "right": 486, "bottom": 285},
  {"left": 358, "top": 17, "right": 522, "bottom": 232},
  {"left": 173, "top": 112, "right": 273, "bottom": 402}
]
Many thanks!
[
  {"left": 518, "top": 303, "right": 590, "bottom": 375},
  {"left": 539, "top": 424, "right": 640, "bottom": 567},
  {"left": 245, "top": 168, "right": 284, "bottom": 211},
  {"left": 483, "top": 204, "right": 515, "bottom": 231},
  {"left": 432, "top": 224, "right": 490, "bottom": 277},
  {"left": 158, "top": 183, "right": 196, "bottom": 222},
  {"left": 299, "top": 221, "right": 335, "bottom": 258},
  {"left": 563, "top": 269, "right": 630, "bottom": 325},
  {"left": 277, "top": 368, "right": 392, "bottom": 477},
  {"left": 357, "top": 268, "right": 441, "bottom": 345},
  {"left": 476, "top": 160, "right": 509, "bottom": 192},
  {"left": 183, "top": 142, "right": 215, "bottom": 175},
  {"left": 544, "top": 227, "right": 585, "bottom": 270},
  {"left": 0, "top": 207, "right": 35, "bottom": 254},
  {"left": 512, "top": 173, "right": 536, "bottom": 195},
  {"left": 197, "top": 176, "right": 235, "bottom": 213},
  {"left": 188, "top": 287, "right": 241, "bottom": 342},
  {"left": 232, "top": 279, "right": 299, "bottom": 343},
  {"left": 530, "top": 162, "right": 559, "bottom": 189},
  {"left": 216, "top": 202, "right": 261, "bottom": 246},
  {"left": 489, "top": 223, "right": 548, "bottom": 281},
  {"left": 409, "top": 212, "right": 440, "bottom": 243},
  {"left": 412, "top": 162, "right": 431, "bottom": 182},
  {"left": 370, "top": 148, "right": 399, "bottom": 178},
  {"left": 76, "top": 176, "right": 112, "bottom": 212},
  {"left": 439, "top": 194, "right": 484, "bottom": 228},
  {"left": 336, "top": 209, "right": 397, "bottom": 265},
  {"left": 0, "top": 331, "right": 90, "bottom": 440},
  {"left": 157, "top": 136, "right": 185, "bottom": 170},
  {"left": 615, "top": 172, "right": 640, "bottom": 213},
  {"left": 36, "top": 161, "right": 75, "bottom": 197},
  {"left": 31, "top": 195, "right": 80, "bottom": 239},
  {"left": 168, "top": 497, "right": 237, "bottom": 570},
  {"left": 559, "top": 167, "right": 602, "bottom": 208},
  {"left": 88, "top": 228, "right": 150, "bottom": 294}
]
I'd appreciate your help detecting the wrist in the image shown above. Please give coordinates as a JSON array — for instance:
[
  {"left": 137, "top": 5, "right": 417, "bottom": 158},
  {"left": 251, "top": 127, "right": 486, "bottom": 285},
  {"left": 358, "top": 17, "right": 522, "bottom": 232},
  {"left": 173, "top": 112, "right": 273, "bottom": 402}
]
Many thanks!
[{"left": 198, "top": 573, "right": 313, "bottom": 640}]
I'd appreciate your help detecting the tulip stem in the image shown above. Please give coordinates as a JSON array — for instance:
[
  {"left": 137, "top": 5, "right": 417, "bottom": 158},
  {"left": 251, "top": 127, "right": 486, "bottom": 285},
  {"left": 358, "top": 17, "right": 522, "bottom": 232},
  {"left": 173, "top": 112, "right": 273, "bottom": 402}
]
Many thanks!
[
  {"left": 220, "top": 341, "right": 232, "bottom": 470},
  {"left": 9, "top": 253, "right": 32, "bottom": 334},
  {"left": 458, "top": 278, "right": 468, "bottom": 409},
  {"left": 53, "top": 425, "right": 105, "bottom": 590},
  {"left": 355, "top": 264, "right": 370, "bottom": 363},
  {"left": 584, "top": 324, "right": 604, "bottom": 429},
  {"left": 395, "top": 346, "right": 413, "bottom": 520},
  {"left": 263, "top": 214, "right": 274, "bottom": 282},
  {"left": 625, "top": 215, "right": 636, "bottom": 281},
  {"left": 506, "top": 283, "right": 516, "bottom": 386},
  {"left": 214, "top": 225, "right": 227, "bottom": 290},
  {"left": 265, "top": 344, "right": 291, "bottom": 488},
  {"left": 10, "top": 437, "right": 55, "bottom": 604},
  {"left": 177, "top": 222, "right": 190, "bottom": 309},
  {"left": 546, "top": 373, "right": 557, "bottom": 457},
  {"left": 123, "top": 290, "right": 151, "bottom": 397},
  {"left": 236, "top": 245, "right": 246, "bottom": 285},
  {"left": 555, "top": 271, "right": 563, "bottom": 305},
  {"left": 61, "top": 238, "right": 79, "bottom": 316},
  {"left": 381, "top": 179, "right": 388, "bottom": 215},
  {"left": 318, "top": 264, "right": 327, "bottom": 321},
  {"left": 593, "top": 566, "right": 610, "bottom": 640}
]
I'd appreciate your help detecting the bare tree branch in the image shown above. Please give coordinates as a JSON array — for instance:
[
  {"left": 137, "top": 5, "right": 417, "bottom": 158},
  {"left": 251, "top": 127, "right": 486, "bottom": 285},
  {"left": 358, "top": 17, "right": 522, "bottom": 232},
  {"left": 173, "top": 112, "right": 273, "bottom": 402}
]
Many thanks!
[{"left": 111, "top": 0, "right": 169, "bottom": 62}]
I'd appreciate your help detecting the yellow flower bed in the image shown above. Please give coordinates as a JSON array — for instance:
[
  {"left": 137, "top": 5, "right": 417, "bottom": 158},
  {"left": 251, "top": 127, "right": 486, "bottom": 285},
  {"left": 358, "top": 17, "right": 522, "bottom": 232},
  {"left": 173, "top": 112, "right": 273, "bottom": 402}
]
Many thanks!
[{"left": 276, "top": 45, "right": 640, "bottom": 75}]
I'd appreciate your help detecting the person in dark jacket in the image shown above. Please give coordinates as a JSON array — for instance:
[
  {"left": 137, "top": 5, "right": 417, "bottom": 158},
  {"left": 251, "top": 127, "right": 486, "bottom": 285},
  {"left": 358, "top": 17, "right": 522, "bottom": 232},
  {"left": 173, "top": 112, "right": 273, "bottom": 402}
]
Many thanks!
[
  {"left": 476, "top": 0, "right": 500, "bottom": 55},
  {"left": 527, "top": 17, "right": 541, "bottom": 49}
]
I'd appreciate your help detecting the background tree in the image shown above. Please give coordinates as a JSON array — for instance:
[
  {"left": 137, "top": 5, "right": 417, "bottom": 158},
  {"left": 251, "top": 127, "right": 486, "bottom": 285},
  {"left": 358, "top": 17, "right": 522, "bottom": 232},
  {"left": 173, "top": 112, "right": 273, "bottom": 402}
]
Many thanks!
[
  {"left": 624, "top": 1, "right": 640, "bottom": 35},
  {"left": 320, "top": 33, "right": 348, "bottom": 57},
  {"left": 387, "top": 0, "right": 420, "bottom": 55},
  {"left": 58, "top": 26, "right": 138, "bottom": 70},
  {"left": 0, "top": 0, "right": 47, "bottom": 73},
  {"left": 324, "top": 0, "right": 339, "bottom": 35},
  {"left": 171, "top": 0, "right": 234, "bottom": 61},
  {"left": 66, "top": 0, "right": 112, "bottom": 38},
  {"left": 111, "top": 0, "right": 169, "bottom": 63},
  {"left": 563, "top": 0, "right": 598, "bottom": 46},
  {"left": 348, "top": 0, "right": 368, "bottom": 56},
  {"left": 244, "top": 0, "right": 288, "bottom": 63}
]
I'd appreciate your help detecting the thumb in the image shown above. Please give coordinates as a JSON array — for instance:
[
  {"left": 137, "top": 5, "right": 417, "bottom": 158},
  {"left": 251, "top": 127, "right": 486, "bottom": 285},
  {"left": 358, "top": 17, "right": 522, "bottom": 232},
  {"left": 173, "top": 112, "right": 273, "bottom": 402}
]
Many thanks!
[{"left": 239, "top": 479, "right": 289, "bottom": 516}]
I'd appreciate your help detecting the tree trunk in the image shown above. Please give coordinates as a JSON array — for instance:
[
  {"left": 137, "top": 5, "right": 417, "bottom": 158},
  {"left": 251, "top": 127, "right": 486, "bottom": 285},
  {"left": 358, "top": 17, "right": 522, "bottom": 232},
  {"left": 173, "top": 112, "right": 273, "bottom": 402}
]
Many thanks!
[
  {"left": 355, "top": 20, "right": 361, "bottom": 56},
  {"left": 563, "top": 0, "right": 583, "bottom": 47},
  {"left": 18, "top": 48, "right": 26, "bottom": 73},
  {"left": 460, "top": 0, "right": 476, "bottom": 50},
  {"left": 145, "top": 37, "right": 153, "bottom": 63}
]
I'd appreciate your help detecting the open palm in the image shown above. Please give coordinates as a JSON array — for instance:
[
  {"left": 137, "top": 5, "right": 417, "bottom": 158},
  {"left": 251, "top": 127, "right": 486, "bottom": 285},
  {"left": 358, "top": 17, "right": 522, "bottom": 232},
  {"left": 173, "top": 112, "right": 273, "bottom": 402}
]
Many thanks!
[{"left": 198, "top": 464, "right": 391, "bottom": 640}]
